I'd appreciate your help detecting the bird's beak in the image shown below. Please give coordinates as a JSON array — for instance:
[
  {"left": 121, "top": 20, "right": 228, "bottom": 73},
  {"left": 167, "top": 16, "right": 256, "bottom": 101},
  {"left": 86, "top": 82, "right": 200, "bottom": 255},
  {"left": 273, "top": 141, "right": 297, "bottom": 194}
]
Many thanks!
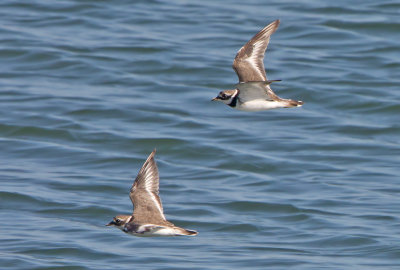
[
  {"left": 106, "top": 220, "right": 116, "bottom": 226},
  {"left": 212, "top": 97, "right": 218, "bottom": 101}
]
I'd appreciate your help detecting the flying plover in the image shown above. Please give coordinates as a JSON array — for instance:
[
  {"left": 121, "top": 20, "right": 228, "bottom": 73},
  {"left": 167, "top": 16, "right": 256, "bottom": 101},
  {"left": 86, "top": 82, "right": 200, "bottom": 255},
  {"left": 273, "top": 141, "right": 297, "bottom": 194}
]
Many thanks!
[
  {"left": 106, "top": 149, "right": 197, "bottom": 237},
  {"left": 212, "top": 20, "right": 303, "bottom": 111}
]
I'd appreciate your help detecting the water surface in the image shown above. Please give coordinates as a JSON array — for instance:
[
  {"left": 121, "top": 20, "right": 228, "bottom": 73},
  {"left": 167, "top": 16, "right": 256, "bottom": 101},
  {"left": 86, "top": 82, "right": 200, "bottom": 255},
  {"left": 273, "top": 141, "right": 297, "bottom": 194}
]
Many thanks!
[{"left": 1, "top": 0, "right": 399, "bottom": 269}]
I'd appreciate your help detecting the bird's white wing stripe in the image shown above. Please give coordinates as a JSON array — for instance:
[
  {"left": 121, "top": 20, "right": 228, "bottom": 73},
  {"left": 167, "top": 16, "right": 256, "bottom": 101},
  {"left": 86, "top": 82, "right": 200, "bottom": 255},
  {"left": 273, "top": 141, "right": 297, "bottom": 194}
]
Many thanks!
[
  {"left": 147, "top": 190, "right": 166, "bottom": 220},
  {"left": 142, "top": 166, "right": 165, "bottom": 220},
  {"left": 246, "top": 57, "right": 265, "bottom": 79},
  {"left": 144, "top": 168, "right": 154, "bottom": 190}
]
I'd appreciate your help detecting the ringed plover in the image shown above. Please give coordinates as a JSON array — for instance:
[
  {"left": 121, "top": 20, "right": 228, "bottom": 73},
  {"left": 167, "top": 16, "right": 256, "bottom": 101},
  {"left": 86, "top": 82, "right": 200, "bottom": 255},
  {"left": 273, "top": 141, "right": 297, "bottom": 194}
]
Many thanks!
[
  {"left": 106, "top": 149, "right": 197, "bottom": 237},
  {"left": 212, "top": 20, "right": 303, "bottom": 111}
]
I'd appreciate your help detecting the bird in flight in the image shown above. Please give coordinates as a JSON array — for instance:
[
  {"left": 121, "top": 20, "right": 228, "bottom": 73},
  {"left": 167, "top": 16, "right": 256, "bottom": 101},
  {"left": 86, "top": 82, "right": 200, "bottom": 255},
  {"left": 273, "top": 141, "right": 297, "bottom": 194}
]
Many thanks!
[
  {"left": 107, "top": 149, "right": 197, "bottom": 237},
  {"left": 212, "top": 20, "right": 303, "bottom": 111}
]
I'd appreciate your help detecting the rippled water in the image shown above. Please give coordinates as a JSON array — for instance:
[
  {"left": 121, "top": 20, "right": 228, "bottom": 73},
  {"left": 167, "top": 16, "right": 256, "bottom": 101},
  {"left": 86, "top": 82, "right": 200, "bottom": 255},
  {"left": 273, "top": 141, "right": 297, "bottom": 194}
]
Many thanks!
[{"left": 1, "top": 0, "right": 400, "bottom": 269}]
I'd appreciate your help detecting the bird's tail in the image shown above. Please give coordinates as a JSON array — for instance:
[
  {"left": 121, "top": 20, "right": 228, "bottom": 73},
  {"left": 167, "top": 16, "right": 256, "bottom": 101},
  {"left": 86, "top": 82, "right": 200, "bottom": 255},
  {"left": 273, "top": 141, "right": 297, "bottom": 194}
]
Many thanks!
[
  {"left": 178, "top": 228, "right": 198, "bottom": 236},
  {"left": 184, "top": 229, "right": 198, "bottom": 236},
  {"left": 286, "top": 99, "right": 304, "bottom": 107}
]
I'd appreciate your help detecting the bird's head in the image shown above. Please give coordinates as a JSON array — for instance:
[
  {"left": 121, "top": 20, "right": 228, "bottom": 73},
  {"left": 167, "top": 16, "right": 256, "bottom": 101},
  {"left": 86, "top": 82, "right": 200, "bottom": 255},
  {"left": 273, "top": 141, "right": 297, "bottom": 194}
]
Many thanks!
[
  {"left": 106, "top": 215, "right": 132, "bottom": 230},
  {"left": 212, "top": 89, "right": 238, "bottom": 105}
]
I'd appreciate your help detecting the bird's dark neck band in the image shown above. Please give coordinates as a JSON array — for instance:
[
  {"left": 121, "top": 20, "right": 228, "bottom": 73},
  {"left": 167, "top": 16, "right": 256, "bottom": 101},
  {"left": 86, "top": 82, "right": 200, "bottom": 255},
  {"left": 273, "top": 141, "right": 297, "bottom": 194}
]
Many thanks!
[{"left": 228, "top": 90, "right": 239, "bottom": 107}]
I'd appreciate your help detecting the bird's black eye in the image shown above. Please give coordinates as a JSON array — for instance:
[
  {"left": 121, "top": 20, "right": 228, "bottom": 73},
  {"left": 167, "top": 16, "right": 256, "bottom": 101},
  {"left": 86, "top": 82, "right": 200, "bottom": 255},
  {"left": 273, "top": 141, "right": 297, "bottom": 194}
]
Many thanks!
[
  {"left": 115, "top": 218, "right": 121, "bottom": 224},
  {"left": 221, "top": 94, "right": 227, "bottom": 99}
]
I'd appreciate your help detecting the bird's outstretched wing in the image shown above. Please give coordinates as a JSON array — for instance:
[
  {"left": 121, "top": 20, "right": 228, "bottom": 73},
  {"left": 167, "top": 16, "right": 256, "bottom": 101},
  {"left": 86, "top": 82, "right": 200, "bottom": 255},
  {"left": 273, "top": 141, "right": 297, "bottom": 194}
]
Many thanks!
[
  {"left": 233, "top": 20, "right": 280, "bottom": 82},
  {"left": 129, "top": 149, "right": 169, "bottom": 224}
]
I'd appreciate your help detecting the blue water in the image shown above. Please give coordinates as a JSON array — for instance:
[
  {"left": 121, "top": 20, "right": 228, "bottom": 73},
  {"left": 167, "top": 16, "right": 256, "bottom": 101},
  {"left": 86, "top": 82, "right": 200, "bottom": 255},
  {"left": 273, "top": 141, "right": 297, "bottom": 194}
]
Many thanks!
[{"left": 1, "top": 0, "right": 399, "bottom": 269}]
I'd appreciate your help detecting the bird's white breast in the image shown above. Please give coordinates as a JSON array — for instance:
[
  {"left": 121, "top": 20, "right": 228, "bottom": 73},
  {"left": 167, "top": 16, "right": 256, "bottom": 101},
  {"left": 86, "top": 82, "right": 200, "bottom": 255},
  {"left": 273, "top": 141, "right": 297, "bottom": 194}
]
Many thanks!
[
  {"left": 125, "top": 224, "right": 184, "bottom": 237},
  {"left": 238, "top": 99, "right": 284, "bottom": 111}
]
